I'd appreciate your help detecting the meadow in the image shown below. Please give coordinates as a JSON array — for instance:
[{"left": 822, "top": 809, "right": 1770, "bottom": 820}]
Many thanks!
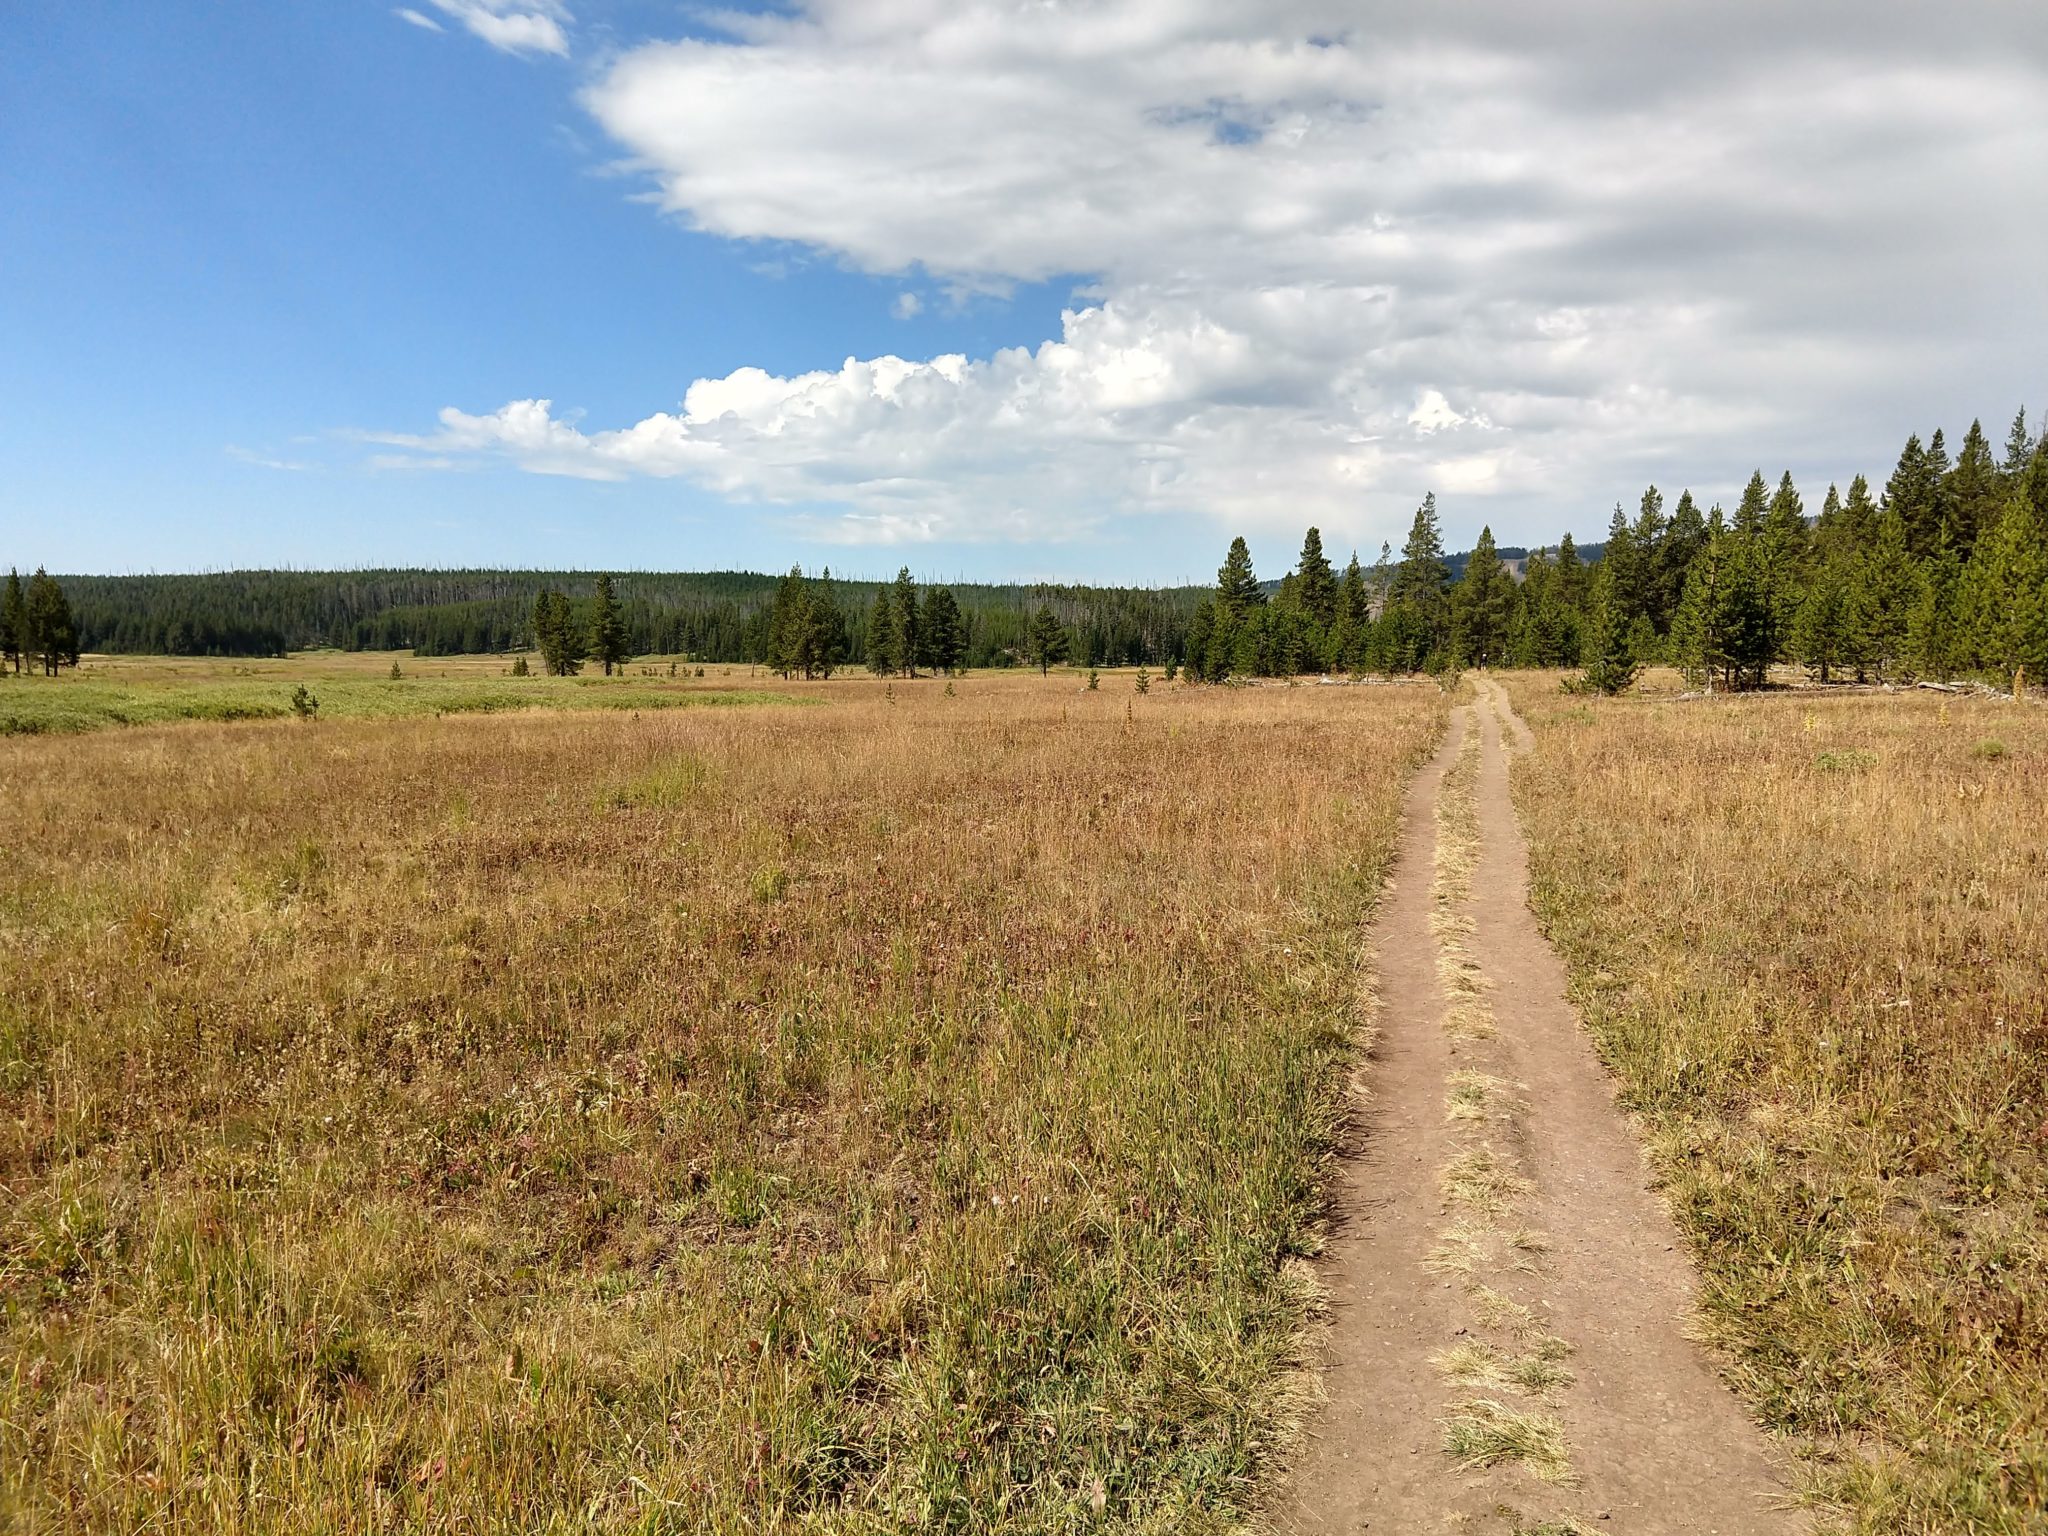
[
  {"left": 1506, "top": 674, "right": 2047, "bottom": 1532},
  {"left": 0, "top": 662, "right": 1443, "bottom": 1533},
  {"left": 0, "top": 652, "right": 798, "bottom": 736}
]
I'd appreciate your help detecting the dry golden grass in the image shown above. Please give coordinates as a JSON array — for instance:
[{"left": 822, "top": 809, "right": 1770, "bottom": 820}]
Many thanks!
[
  {"left": 0, "top": 667, "right": 1441, "bottom": 1534},
  {"left": 1505, "top": 675, "right": 2048, "bottom": 1533}
]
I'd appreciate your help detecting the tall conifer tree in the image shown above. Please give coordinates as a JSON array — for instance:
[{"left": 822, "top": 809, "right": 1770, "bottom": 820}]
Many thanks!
[
  {"left": 589, "top": 573, "right": 631, "bottom": 676},
  {"left": 1294, "top": 526, "right": 1338, "bottom": 630},
  {"left": 1453, "top": 526, "right": 1513, "bottom": 667},
  {"left": 1216, "top": 537, "right": 1264, "bottom": 615},
  {"left": 1388, "top": 494, "right": 1451, "bottom": 666}
]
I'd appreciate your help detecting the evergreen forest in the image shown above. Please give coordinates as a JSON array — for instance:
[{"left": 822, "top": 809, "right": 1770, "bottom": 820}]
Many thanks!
[{"left": 17, "top": 408, "right": 2046, "bottom": 690}]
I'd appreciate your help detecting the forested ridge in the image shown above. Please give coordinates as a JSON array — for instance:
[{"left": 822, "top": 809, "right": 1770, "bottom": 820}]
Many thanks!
[{"left": 32, "top": 407, "right": 2045, "bottom": 685}]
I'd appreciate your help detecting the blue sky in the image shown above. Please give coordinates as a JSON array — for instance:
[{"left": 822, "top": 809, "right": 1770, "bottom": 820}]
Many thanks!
[{"left": 4, "top": 2, "right": 2043, "bottom": 582}]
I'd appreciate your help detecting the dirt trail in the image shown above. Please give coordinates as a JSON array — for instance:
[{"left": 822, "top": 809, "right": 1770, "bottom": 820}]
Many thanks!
[{"left": 1279, "top": 679, "right": 1803, "bottom": 1535}]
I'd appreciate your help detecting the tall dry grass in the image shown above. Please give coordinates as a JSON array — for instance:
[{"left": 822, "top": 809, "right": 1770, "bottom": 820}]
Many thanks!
[
  {"left": 0, "top": 670, "right": 1441, "bottom": 1533},
  {"left": 1504, "top": 677, "right": 2047, "bottom": 1533}
]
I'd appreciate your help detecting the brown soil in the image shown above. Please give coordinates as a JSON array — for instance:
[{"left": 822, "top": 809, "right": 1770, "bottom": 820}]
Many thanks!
[{"left": 1277, "top": 679, "right": 1807, "bottom": 1535}]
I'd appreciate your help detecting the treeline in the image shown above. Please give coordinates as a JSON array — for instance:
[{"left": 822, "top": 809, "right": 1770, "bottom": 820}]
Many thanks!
[
  {"left": 1182, "top": 407, "right": 2047, "bottom": 690},
  {"left": 1602, "top": 409, "right": 2047, "bottom": 688},
  {"left": 37, "top": 407, "right": 2044, "bottom": 687},
  {"left": 1181, "top": 508, "right": 1572, "bottom": 679},
  {"left": 52, "top": 567, "right": 1208, "bottom": 668}
]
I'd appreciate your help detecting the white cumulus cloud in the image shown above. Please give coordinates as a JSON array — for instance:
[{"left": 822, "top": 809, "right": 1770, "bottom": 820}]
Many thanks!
[{"left": 378, "top": 1, "right": 2048, "bottom": 550}]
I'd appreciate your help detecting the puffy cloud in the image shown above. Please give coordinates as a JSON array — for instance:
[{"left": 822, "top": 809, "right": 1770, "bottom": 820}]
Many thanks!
[
  {"left": 427, "top": 0, "right": 569, "bottom": 58},
  {"left": 891, "top": 292, "right": 923, "bottom": 320},
  {"left": 385, "top": 2, "right": 2048, "bottom": 549}
]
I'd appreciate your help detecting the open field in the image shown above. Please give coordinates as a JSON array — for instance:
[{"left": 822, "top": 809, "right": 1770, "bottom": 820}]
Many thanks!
[
  {"left": 1505, "top": 676, "right": 2047, "bottom": 1532},
  {"left": 0, "top": 665, "right": 1443, "bottom": 1533},
  {"left": 0, "top": 653, "right": 797, "bottom": 736}
]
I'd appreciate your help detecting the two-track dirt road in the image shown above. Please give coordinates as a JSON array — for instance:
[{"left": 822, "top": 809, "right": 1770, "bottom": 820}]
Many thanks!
[{"left": 1279, "top": 679, "right": 1805, "bottom": 1535}]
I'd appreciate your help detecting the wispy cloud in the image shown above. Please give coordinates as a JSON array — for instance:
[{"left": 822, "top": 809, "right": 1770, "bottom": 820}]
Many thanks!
[
  {"left": 393, "top": 8, "right": 444, "bottom": 33},
  {"left": 367, "top": 453, "right": 467, "bottom": 473},
  {"left": 426, "top": 0, "right": 570, "bottom": 58},
  {"left": 227, "top": 445, "right": 316, "bottom": 472},
  {"left": 891, "top": 292, "right": 923, "bottom": 321}
]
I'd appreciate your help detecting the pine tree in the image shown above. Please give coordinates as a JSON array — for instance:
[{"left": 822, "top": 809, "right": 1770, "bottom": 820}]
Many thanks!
[
  {"left": 2003, "top": 407, "right": 2035, "bottom": 480},
  {"left": 1962, "top": 464, "right": 2048, "bottom": 681},
  {"left": 1708, "top": 498, "right": 1775, "bottom": 688},
  {"left": 23, "top": 569, "right": 78, "bottom": 675},
  {"left": 1814, "top": 483, "right": 1846, "bottom": 559},
  {"left": 1944, "top": 419, "right": 2002, "bottom": 555},
  {"left": 1791, "top": 558, "right": 1853, "bottom": 682},
  {"left": 1885, "top": 433, "right": 1940, "bottom": 558},
  {"left": 1, "top": 568, "right": 24, "bottom": 674},
  {"left": 920, "top": 586, "right": 967, "bottom": 675},
  {"left": 802, "top": 569, "right": 849, "bottom": 678},
  {"left": 1577, "top": 585, "right": 1639, "bottom": 695},
  {"left": 865, "top": 589, "right": 896, "bottom": 676},
  {"left": 531, "top": 589, "right": 585, "bottom": 676},
  {"left": 1924, "top": 427, "right": 1954, "bottom": 549},
  {"left": 1856, "top": 509, "right": 1915, "bottom": 681},
  {"left": 1334, "top": 553, "right": 1368, "bottom": 671},
  {"left": 1269, "top": 572, "right": 1310, "bottom": 675},
  {"left": 1670, "top": 513, "right": 1732, "bottom": 689},
  {"left": 589, "top": 573, "right": 631, "bottom": 676},
  {"left": 1759, "top": 471, "right": 1810, "bottom": 670},
  {"left": 1599, "top": 502, "right": 1644, "bottom": 633},
  {"left": 1216, "top": 537, "right": 1264, "bottom": 615},
  {"left": 1294, "top": 526, "right": 1338, "bottom": 632},
  {"left": 1661, "top": 490, "right": 1707, "bottom": 625},
  {"left": 1025, "top": 604, "right": 1068, "bottom": 675},
  {"left": 1733, "top": 470, "right": 1770, "bottom": 539},
  {"left": 1553, "top": 534, "right": 1587, "bottom": 661},
  {"left": 1388, "top": 494, "right": 1450, "bottom": 667},
  {"left": 764, "top": 567, "right": 805, "bottom": 677},
  {"left": 1839, "top": 474, "right": 1879, "bottom": 549},
  {"left": 1629, "top": 485, "right": 1669, "bottom": 631},
  {"left": 1908, "top": 537, "right": 1964, "bottom": 681},
  {"left": 1452, "top": 525, "right": 1513, "bottom": 667},
  {"left": 1184, "top": 598, "right": 1218, "bottom": 681},
  {"left": 889, "top": 568, "right": 920, "bottom": 677},
  {"left": 1509, "top": 549, "right": 1567, "bottom": 666}
]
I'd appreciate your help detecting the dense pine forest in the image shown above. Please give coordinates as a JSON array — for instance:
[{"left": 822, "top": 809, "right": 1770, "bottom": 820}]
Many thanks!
[
  {"left": 42, "top": 567, "right": 1207, "bottom": 671},
  {"left": 22, "top": 408, "right": 2045, "bottom": 688}
]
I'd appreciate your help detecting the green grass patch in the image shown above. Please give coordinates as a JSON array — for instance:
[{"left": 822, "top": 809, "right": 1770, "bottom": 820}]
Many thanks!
[{"left": 0, "top": 676, "right": 806, "bottom": 735}]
